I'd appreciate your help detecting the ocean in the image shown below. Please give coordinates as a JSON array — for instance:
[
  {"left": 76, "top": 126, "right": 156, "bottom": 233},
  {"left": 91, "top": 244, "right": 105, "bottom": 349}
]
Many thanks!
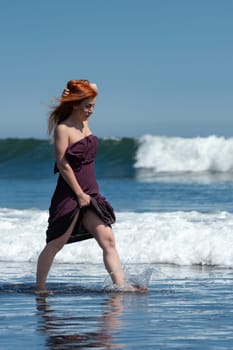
[{"left": 0, "top": 134, "right": 233, "bottom": 349}]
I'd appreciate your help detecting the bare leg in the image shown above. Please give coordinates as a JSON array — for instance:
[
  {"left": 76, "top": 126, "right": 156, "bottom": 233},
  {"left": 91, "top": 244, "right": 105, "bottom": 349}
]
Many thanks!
[
  {"left": 35, "top": 211, "right": 80, "bottom": 292},
  {"left": 82, "top": 210, "right": 125, "bottom": 286}
]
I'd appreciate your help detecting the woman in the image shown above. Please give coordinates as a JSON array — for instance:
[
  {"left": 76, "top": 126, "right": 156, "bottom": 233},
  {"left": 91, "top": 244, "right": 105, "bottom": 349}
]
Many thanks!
[{"left": 36, "top": 79, "right": 138, "bottom": 293}]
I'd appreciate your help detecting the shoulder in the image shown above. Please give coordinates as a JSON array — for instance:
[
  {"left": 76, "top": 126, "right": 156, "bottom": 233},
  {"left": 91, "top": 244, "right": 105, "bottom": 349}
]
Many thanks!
[
  {"left": 56, "top": 121, "right": 69, "bottom": 131},
  {"left": 54, "top": 123, "right": 70, "bottom": 146},
  {"left": 55, "top": 123, "right": 69, "bottom": 136}
]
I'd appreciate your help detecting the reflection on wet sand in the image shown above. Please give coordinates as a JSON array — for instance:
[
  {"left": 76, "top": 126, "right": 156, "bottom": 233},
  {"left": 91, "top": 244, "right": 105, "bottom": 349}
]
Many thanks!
[{"left": 36, "top": 294, "right": 125, "bottom": 349}]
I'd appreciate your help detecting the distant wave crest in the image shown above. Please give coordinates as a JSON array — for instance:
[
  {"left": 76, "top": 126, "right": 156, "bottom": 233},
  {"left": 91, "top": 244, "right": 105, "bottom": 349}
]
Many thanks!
[
  {"left": 1, "top": 135, "right": 233, "bottom": 180},
  {"left": 135, "top": 134, "right": 233, "bottom": 174}
]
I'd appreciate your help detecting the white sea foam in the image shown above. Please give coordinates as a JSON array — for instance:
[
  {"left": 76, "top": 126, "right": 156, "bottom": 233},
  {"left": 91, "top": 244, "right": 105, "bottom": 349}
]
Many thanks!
[
  {"left": 0, "top": 208, "right": 233, "bottom": 267},
  {"left": 135, "top": 135, "right": 233, "bottom": 173}
]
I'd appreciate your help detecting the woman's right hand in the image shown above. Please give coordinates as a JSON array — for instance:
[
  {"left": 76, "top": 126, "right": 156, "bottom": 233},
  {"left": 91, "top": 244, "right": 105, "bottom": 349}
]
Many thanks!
[{"left": 77, "top": 192, "right": 91, "bottom": 208}]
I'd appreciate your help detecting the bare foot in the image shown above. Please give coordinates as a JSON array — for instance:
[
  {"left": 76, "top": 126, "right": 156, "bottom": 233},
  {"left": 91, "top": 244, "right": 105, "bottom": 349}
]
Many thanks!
[
  {"left": 34, "top": 289, "right": 54, "bottom": 295},
  {"left": 105, "top": 284, "right": 148, "bottom": 293},
  {"left": 127, "top": 284, "right": 148, "bottom": 293}
]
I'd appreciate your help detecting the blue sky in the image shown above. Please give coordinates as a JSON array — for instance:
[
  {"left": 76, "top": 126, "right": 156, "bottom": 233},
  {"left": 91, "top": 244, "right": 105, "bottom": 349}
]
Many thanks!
[{"left": 0, "top": 0, "right": 232, "bottom": 139}]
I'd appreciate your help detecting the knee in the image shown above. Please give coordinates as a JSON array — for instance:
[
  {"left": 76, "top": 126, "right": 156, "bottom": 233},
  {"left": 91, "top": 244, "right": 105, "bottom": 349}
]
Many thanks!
[
  {"left": 47, "top": 238, "right": 65, "bottom": 254},
  {"left": 47, "top": 227, "right": 72, "bottom": 254},
  {"left": 101, "top": 234, "right": 116, "bottom": 251}
]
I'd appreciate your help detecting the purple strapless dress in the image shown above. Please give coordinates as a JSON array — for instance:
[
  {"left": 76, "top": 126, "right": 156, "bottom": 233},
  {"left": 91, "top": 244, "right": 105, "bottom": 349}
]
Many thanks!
[{"left": 46, "top": 135, "right": 115, "bottom": 244}]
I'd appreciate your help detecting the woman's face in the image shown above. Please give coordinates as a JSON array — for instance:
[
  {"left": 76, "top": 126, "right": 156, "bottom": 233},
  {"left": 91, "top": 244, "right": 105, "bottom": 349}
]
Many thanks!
[{"left": 76, "top": 97, "right": 96, "bottom": 119}]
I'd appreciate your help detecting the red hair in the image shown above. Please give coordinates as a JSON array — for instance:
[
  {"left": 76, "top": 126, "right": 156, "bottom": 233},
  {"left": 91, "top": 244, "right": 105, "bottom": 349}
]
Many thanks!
[{"left": 48, "top": 80, "right": 98, "bottom": 135}]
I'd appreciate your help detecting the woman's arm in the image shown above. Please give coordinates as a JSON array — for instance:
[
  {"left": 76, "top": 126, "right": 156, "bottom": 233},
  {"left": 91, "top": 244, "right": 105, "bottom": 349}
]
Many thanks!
[{"left": 54, "top": 124, "right": 90, "bottom": 208}]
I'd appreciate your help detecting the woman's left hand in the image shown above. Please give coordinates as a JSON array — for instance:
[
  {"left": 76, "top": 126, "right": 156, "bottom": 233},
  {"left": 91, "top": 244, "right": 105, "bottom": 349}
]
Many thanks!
[{"left": 62, "top": 88, "right": 70, "bottom": 97}]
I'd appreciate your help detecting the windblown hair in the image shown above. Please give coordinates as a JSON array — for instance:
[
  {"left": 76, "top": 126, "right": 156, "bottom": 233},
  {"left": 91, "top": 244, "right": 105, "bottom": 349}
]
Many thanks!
[{"left": 48, "top": 79, "right": 98, "bottom": 135}]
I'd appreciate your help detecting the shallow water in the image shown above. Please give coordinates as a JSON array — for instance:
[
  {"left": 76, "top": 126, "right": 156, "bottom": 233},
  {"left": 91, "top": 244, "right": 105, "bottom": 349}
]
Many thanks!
[{"left": 0, "top": 262, "right": 233, "bottom": 350}]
